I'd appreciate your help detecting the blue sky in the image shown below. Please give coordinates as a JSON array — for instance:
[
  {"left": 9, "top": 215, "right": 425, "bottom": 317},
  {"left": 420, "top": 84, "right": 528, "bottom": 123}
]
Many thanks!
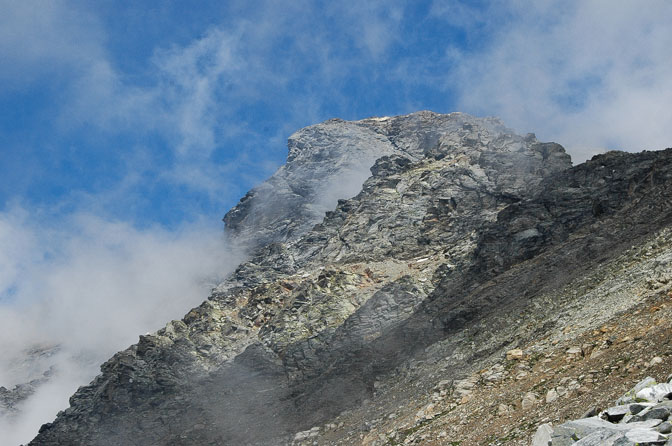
[
  {"left": 0, "top": 0, "right": 475, "bottom": 227},
  {"left": 2, "top": 1, "right": 671, "bottom": 229},
  {"left": 1, "top": 2, "right": 672, "bottom": 442}
]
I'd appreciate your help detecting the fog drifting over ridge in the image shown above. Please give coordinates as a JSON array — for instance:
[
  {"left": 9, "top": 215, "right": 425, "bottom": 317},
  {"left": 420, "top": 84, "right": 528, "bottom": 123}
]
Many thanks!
[
  {"left": 1, "top": 0, "right": 672, "bottom": 444},
  {"left": 0, "top": 208, "right": 239, "bottom": 445}
]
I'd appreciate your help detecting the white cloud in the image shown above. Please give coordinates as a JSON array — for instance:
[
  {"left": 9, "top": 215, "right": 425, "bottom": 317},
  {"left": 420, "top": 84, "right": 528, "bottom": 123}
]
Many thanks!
[
  {"left": 0, "top": 0, "right": 104, "bottom": 87},
  {"left": 327, "top": 2, "right": 405, "bottom": 59},
  {"left": 152, "top": 27, "right": 252, "bottom": 160},
  {"left": 4, "top": 1, "right": 671, "bottom": 443},
  {"left": 0, "top": 209, "right": 37, "bottom": 299},
  {"left": 429, "top": 0, "right": 486, "bottom": 29},
  {"left": 0, "top": 1, "right": 254, "bottom": 196},
  {"left": 2, "top": 0, "right": 413, "bottom": 200},
  {"left": 0, "top": 207, "right": 240, "bottom": 444},
  {"left": 443, "top": 0, "right": 672, "bottom": 162},
  {"left": 55, "top": 16, "right": 287, "bottom": 196}
]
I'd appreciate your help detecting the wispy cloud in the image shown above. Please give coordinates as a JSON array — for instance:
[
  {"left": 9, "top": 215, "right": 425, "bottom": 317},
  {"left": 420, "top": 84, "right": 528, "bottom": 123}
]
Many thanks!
[
  {"left": 0, "top": 0, "right": 104, "bottom": 88},
  {"left": 2, "top": 0, "right": 413, "bottom": 206},
  {"left": 3, "top": 2, "right": 671, "bottom": 443},
  {"left": 438, "top": 0, "right": 672, "bottom": 162}
]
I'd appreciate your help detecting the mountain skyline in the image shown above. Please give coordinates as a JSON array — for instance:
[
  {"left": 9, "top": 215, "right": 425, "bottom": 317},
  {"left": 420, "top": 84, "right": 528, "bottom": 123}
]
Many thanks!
[
  {"left": 2, "top": 1, "right": 672, "bottom": 229},
  {"left": 2, "top": 1, "right": 672, "bottom": 444}
]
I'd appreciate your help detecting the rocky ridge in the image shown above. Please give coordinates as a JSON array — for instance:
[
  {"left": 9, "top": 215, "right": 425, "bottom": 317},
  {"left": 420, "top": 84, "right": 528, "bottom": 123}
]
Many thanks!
[
  {"left": 28, "top": 111, "right": 672, "bottom": 445},
  {"left": 0, "top": 345, "right": 59, "bottom": 418},
  {"left": 222, "top": 112, "right": 559, "bottom": 252}
]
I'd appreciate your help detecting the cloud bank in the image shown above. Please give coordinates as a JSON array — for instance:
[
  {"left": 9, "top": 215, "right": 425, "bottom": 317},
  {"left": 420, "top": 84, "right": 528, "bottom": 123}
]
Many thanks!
[{"left": 0, "top": 209, "right": 238, "bottom": 445}]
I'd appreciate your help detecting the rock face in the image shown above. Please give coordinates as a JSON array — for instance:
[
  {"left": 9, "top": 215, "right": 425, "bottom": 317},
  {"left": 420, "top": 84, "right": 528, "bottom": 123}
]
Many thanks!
[
  {"left": 222, "top": 111, "right": 565, "bottom": 252},
  {"left": 29, "top": 111, "right": 672, "bottom": 445}
]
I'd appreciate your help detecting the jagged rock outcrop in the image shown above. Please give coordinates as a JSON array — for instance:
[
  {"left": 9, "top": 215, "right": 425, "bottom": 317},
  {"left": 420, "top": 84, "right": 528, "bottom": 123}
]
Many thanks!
[{"left": 29, "top": 111, "right": 672, "bottom": 446}]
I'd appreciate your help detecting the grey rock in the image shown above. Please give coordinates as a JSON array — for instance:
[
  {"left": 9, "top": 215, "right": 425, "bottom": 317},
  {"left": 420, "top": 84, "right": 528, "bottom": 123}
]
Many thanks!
[
  {"left": 0, "top": 366, "right": 55, "bottom": 417},
  {"left": 618, "top": 377, "right": 658, "bottom": 405},
  {"left": 223, "top": 118, "right": 398, "bottom": 251},
  {"left": 583, "top": 407, "right": 602, "bottom": 418},
  {"left": 0, "top": 346, "right": 59, "bottom": 419},
  {"left": 27, "top": 112, "right": 672, "bottom": 446},
  {"left": 631, "top": 403, "right": 655, "bottom": 415},
  {"left": 531, "top": 423, "right": 553, "bottom": 446},
  {"left": 639, "top": 407, "right": 671, "bottom": 422},
  {"left": 551, "top": 391, "right": 672, "bottom": 446},
  {"left": 624, "top": 427, "right": 667, "bottom": 444},
  {"left": 573, "top": 430, "right": 625, "bottom": 445},
  {"left": 552, "top": 418, "right": 663, "bottom": 446},
  {"left": 224, "top": 111, "right": 564, "bottom": 254},
  {"left": 657, "top": 421, "right": 672, "bottom": 434},
  {"left": 522, "top": 392, "right": 539, "bottom": 411},
  {"left": 603, "top": 405, "right": 632, "bottom": 422},
  {"left": 637, "top": 384, "right": 672, "bottom": 403},
  {"left": 546, "top": 389, "right": 559, "bottom": 404}
]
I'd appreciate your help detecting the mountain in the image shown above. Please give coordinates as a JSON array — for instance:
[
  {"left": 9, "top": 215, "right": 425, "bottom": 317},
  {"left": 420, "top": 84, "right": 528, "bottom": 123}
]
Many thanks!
[{"left": 29, "top": 111, "right": 672, "bottom": 445}]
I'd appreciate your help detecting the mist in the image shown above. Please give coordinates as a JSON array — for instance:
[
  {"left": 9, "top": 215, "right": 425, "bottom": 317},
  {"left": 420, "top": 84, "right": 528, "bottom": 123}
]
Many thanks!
[
  {"left": 0, "top": 208, "right": 240, "bottom": 445},
  {"left": 2, "top": 1, "right": 671, "bottom": 443}
]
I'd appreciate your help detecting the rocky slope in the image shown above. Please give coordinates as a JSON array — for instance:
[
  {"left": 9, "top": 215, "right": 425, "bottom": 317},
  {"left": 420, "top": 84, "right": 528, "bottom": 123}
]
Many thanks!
[{"left": 29, "top": 111, "right": 672, "bottom": 445}]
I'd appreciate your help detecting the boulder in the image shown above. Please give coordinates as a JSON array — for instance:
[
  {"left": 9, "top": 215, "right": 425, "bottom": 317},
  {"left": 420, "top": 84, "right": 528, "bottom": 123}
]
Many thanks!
[
  {"left": 506, "top": 349, "right": 524, "bottom": 361},
  {"left": 637, "top": 384, "right": 672, "bottom": 403},
  {"left": 617, "top": 377, "right": 658, "bottom": 405},
  {"left": 531, "top": 423, "right": 553, "bottom": 446}
]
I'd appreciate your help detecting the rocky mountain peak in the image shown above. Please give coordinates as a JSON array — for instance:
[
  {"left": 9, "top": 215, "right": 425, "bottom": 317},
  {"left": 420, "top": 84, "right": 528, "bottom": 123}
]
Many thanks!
[
  {"left": 223, "top": 111, "right": 570, "bottom": 253},
  {"left": 28, "top": 112, "right": 672, "bottom": 446}
]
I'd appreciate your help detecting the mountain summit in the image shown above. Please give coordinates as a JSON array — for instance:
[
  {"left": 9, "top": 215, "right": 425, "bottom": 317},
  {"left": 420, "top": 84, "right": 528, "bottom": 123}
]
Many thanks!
[
  {"left": 30, "top": 112, "right": 672, "bottom": 445},
  {"left": 222, "top": 111, "right": 569, "bottom": 251}
]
